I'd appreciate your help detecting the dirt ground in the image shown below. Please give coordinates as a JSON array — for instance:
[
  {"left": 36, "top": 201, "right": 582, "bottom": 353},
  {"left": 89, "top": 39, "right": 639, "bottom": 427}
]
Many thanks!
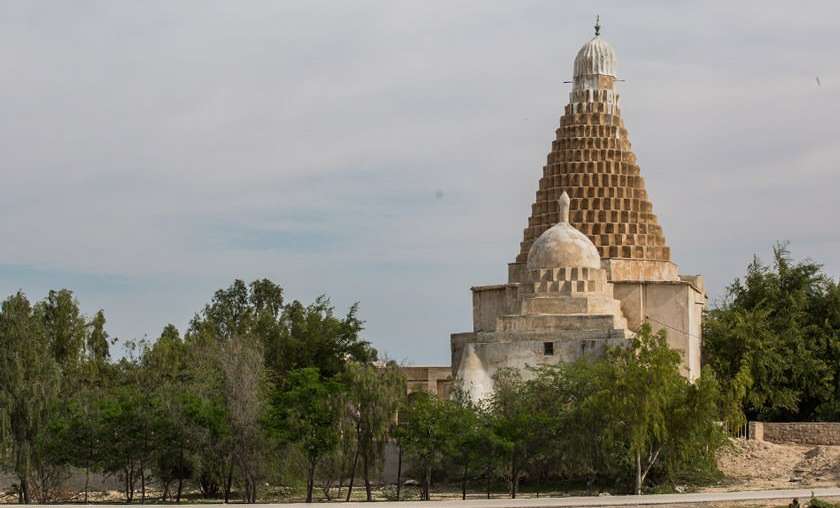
[{"left": 705, "top": 438, "right": 840, "bottom": 492}]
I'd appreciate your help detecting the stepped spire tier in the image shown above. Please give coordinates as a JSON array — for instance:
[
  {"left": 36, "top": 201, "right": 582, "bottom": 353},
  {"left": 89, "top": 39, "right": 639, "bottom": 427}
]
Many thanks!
[{"left": 511, "top": 30, "right": 678, "bottom": 283}]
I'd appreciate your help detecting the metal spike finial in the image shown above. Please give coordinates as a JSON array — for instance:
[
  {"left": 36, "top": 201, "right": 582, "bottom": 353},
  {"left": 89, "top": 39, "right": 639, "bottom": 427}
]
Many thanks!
[{"left": 594, "top": 15, "right": 601, "bottom": 36}]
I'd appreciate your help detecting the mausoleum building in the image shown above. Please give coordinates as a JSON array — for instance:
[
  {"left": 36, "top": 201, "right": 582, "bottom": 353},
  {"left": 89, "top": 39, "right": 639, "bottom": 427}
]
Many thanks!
[{"left": 451, "top": 22, "right": 705, "bottom": 401}]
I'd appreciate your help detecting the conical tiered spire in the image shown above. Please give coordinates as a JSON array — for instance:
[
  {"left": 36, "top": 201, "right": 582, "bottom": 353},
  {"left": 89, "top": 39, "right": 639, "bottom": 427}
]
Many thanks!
[{"left": 513, "top": 28, "right": 675, "bottom": 282}]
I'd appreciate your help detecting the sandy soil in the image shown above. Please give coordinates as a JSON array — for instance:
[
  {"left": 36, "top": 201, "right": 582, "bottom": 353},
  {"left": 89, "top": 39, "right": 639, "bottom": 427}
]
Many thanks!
[{"left": 705, "top": 438, "right": 840, "bottom": 492}]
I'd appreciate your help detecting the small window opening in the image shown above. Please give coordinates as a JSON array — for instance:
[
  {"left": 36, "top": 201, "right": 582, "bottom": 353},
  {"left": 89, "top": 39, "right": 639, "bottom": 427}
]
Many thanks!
[{"left": 543, "top": 341, "right": 554, "bottom": 356}]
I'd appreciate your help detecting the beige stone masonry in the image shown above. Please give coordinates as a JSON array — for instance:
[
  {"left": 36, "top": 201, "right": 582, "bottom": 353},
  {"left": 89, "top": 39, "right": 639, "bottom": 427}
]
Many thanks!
[
  {"left": 515, "top": 96, "right": 672, "bottom": 271},
  {"left": 750, "top": 422, "right": 840, "bottom": 446}
]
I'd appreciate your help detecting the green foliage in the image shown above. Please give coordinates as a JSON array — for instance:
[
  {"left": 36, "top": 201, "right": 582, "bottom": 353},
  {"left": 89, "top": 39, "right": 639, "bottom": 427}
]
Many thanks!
[
  {"left": 704, "top": 244, "right": 840, "bottom": 421},
  {"left": 488, "top": 369, "right": 531, "bottom": 497},
  {"left": 396, "top": 391, "right": 452, "bottom": 500},
  {"left": 600, "top": 327, "right": 724, "bottom": 492},
  {"left": 35, "top": 290, "right": 87, "bottom": 374},
  {"left": 807, "top": 498, "right": 840, "bottom": 508},
  {"left": 0, "top": 292, "right": 62, "bottom": 503},
  {"left": 441, "top": 388, "right": 493, "bottom": 499},
  {"left": 265, "top": 368, "right": 343, "bottom": 502},
  {"left": 86, "top": 310, "right": 110, "bottom": 364},
  {"left": 344, "top": 361, "right": 406, "bottom": 501},
  {"left": 268, "top": 298, "right": 376, "bottom": 380},
  {"left": 189, "top": 279, "right": 375, "bottom": 382},
  {"left": 190, "top": 279, "right": 283, "bottom": 342},
  {"left": 473, "top": 325, "right": 726, "bottom": 496}
]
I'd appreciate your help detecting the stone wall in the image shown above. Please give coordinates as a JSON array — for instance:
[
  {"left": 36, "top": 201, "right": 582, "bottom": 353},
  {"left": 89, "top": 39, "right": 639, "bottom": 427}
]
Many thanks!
[
  {"left": 750, "top": 421, "right": 840, "bottom": 445},
  {"left": 612, "top": 278, "right": 704, "bottom": 381},
  {"left": 400, "top": 366, "right": 452, "bottom": 399}
]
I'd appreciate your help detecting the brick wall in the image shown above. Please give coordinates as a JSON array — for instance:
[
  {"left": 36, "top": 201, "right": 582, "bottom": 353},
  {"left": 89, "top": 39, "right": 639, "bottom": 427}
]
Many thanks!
[{"left": 750, "top": 421, "right": 840, "bottom": 445}]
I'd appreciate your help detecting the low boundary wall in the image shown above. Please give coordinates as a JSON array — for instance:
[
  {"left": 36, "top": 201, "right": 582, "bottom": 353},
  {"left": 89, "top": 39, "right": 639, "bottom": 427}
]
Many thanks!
[{"left": 750, "top": 421, "right": 840, "bottom": 445}]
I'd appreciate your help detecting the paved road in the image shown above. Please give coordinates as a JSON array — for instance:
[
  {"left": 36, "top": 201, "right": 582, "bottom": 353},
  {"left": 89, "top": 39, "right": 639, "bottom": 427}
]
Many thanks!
[
  {"left": 304, "top": 488, "right": 837, "bottom": 507},
  {"left": 19, "top": 487, "right": 840, "bottom": 507}
]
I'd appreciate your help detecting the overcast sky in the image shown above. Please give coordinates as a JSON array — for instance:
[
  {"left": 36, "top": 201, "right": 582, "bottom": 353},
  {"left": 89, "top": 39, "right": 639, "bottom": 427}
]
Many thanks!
[{"left": 1, "top": 1, "right": 838, "bottom": 364}]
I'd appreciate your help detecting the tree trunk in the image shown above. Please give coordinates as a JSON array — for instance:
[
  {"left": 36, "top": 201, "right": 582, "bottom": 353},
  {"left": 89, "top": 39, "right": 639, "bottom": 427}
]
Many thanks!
[
  {"left": 424, "top": 463, "right": 432, "bottom": 501},
  {"left": 396, "top": 446, "right": 403, "bottom": 501},
  {"left": 140, "top": 459, "right": 146, "bottom": 504},
  {"left": 176, "top": 477, "right": 183, "bottom": 504},
  {"left": 462, "top": 462, "right": 468, "bottom": 500},
  {"left": 36, "top": 462, "right": 47, "bottom": 503},
  {"left": 141, "top": 419, "right": 150, "bottom": 505},
  {"left": 635, "top": 450, "right": 642, "bottom": 495},
  {"left": 486, "top": 463, "right": 492, "bottom": 499},
  {"left": 125, "top": 464, "right": 134, "bottom": 503},
  {"left": 176, "top": 442, "right": 186, "bottom": 503},
  {"left": 84, "top": 466, "right": 90, "bottom": 504},
  {"left": 306, "top": 460, "right": 316, "bottom": 503},
  {"left": 19, "top": 476, "right": 30, "bottom": 505},
  {"left": 345, "top": 446, "right": 360, "bottom": 502},
  {"left": 224, "top": 462, "right": 233, "bottom": 504},
  {"left": 248, "top": 476, "right": 257, "bottom": 504},
  {"left": 16, "top": 443, "right": 31, "bottom": 505},
  {"left": 510, "top": 451, "right": 517, "bottom": 499},
  {"left": 323, "top": 478, "right": 334, "bottom": 501},
  {"left": 36, "top": 464, "right": 43, "bottom": 504},
  {"left": 362, "top": 450, "right": 372, "bottom": 501}
]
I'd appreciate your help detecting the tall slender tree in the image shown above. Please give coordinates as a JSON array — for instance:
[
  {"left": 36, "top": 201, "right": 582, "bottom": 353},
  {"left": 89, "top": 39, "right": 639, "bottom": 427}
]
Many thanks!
[
  {"left": 344, "top": 361, "right": 405, "bottom": 501},
  {"left": 266, "top": 368, "right": 342, "bottom": 503},
  {"left": 0, "top": 292, "right": 61, "bottom": 504},
  {"left": 397, "top": 391, "right": 451, "bottom": 501}
]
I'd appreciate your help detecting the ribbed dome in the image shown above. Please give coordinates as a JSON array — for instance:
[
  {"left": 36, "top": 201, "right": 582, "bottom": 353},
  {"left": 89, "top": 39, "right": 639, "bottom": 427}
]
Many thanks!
[
  {"left": 526, "top": 192, "right": 602, "bottom": 271},
  {"left": 573, "top": 36, "right": 616, "bottom": 79}
]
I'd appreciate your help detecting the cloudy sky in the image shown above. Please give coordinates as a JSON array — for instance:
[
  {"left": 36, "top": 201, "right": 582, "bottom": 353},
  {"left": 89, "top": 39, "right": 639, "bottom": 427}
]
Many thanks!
[{"left": 1, "top": 1, "right": 838, "bottom": 364}]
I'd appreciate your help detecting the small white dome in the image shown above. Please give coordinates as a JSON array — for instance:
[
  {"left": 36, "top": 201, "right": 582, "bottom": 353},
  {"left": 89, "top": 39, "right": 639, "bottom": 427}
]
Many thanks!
[
  {"left": 526, "top": 192, "right": 602, "bottom": 270},
  {"left": 573, "top": 36, "right": 616, "bottom": 79},
  {"left": 527, "top": 223, "right": 602, "bottom": 270}
]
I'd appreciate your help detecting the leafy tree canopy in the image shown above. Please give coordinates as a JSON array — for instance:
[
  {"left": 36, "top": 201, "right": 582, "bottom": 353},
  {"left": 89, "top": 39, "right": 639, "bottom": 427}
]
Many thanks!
[{"left": 704, "top": 243, "right": 840, "bottom": 421}]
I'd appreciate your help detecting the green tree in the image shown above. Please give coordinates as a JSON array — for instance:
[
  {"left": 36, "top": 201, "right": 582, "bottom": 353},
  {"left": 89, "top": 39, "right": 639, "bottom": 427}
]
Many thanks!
[
  {"left": 39, "top": 308, "right": 112, "bottom": 503},
  {"left": 704, "top": 244, "right": 839, "bottom": 421},
  {"left": 594, "top": 324, "right": 724, "bottom": 494},
  {"left": 266, "top": 368, "right": 342, "bottom": 503},
  {"left": 39, "top": 391, "right": 105, "bottom": 503},
  {"left": 86, "top": 310, "right": 110, "bottom": 364},
  {"left": 269, "top": 298, "right": 375, "bottom": 381},
  {"left": 0, "top": 292, "right": 61, "bottom": 504},
  {"left": 396, "top": 391, "right": 451, "bottom": 501},
  {"left": 443, "top": 389, "right": 486, "bottom": 500},
  {"left": 145, "top": 325, "right": 197, "bottom": 503},
  {"left": 488, "top": 369, "right": 533, "bottom": 499},
  {"left": 189, "top": 279, "right": 376, "bottom": 381},
  {"left": 343, "top": 361, "right": 405, "bottom": 501},
  {"left": 97, "top": 369, "right": 148, "bottom": 503},
  {"left": 191, "top": 279, "right": 283, "bottom": 342},
  {"left": 36, "top": 289, "right": 87, "bottom": 373},
  {"left": 597, "top": 325, "right": 682, "bottom": 494}
]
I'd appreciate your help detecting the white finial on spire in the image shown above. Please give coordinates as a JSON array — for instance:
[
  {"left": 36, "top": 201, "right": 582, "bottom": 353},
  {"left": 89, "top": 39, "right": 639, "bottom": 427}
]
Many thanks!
[{"left": 558, "top": 191, "right": 570, "bottom": 223}]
